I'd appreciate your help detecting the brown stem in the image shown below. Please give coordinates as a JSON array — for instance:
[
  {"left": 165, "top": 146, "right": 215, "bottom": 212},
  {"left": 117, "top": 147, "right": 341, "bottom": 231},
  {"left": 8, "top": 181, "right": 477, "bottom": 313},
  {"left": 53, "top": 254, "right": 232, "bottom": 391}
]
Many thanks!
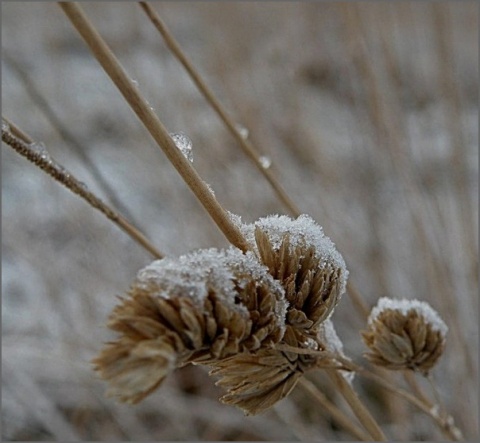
[
  {"left": 298, "top": 378, "right": 372, "bottom": 441},
  {"left": 2, "top": 120, "right": 163, "bottom": 260},
  {"left": 58, "top": 1, "right": 250, "bottom": 253},
  {"left": 327, "top": 369, "right": 387, "bottom": 441},
  {"left": 139, "top": 1, "right": 301, "bottom": 218},
  {"left": 358, "top": 366, "right": 464, "bottom": 441}
]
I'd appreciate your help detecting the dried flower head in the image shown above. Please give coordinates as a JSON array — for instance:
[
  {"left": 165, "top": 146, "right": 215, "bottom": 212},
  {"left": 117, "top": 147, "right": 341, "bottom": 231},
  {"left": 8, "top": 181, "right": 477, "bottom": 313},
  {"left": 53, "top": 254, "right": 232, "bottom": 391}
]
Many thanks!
[
  {"left": 241, "top": 214, "right": 348, "bottom": 349},
  {"left": 207, "top": 319, "right": 349, "bottom": 415},
  {"left": 196, "top": 214, "right": 351, "bottom": 415},
  {"left": 94, "top": 214, "right": 350, "bottom": 414},
  {"left": 361, "top": 297, "right": 448, "bottom": 374},
  {"left": 93, "top": 247, "right": 287, "bottom": 404}
]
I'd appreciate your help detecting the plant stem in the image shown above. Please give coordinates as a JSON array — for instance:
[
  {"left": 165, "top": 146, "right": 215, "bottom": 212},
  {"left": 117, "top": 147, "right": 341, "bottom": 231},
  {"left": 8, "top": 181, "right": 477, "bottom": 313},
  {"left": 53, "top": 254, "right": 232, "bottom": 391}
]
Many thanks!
[
  {"left": 358, "top": 367, "right": 464, "bottom": 441},
  {"left": 298, "top": 378, "right": 372, "bottom": 441},
  {"left": 327, "top": 369, "right": 387, "bottom": 441},
  {"left": 139, "top": 1, "right": 301, "bottom": 218},
  {"left": 58, "top": 1, "right": 250, "bottom": 253},
  {"left": 2, "top": 119, "right": 163, "bottom": 260},
  {"left": 3, "top": 52, "right": 141, "bottom": 228}
]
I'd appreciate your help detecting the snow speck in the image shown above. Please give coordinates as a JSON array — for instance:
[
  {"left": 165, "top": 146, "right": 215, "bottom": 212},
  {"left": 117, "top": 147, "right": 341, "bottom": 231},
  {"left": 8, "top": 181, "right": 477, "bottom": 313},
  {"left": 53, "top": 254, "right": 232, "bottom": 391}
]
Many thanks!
[
  {"left": 2, "top": 119, "right": 10, "bottom": 132},
  {"left": 131, "top": 79, "right": 139, "bottom": 87},
  {"left": 368, "top": 297, "right": 448, "bottom": 336},
  {"left": 226, "top": 211, "right": 244, "bottom": 229},
  {"left": 204, "top": 182, "right": 216, "bottom": 197},
  {"left": 259, "top": 155, "right": 272, "bottom": 169},
  {"left": 29, "top": 142, "right": 51, "bottom": 161},
  {"left": 235, "top": 123, "right": 249, "bottom": 140},
  {"left": 170, "top": 132, "right": 193, "bottom": 163}
]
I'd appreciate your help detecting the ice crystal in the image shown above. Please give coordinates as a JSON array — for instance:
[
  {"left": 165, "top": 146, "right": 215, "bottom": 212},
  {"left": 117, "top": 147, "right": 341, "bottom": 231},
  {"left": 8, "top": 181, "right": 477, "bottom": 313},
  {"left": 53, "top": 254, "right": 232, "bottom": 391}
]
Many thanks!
[{"left": 170, "top": 132, "right": 193, "bottom": 163}]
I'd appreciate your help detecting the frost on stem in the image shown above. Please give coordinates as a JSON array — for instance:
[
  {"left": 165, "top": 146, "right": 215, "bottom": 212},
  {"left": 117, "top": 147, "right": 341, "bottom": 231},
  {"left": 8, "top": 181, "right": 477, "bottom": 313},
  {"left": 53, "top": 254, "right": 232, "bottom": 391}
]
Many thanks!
[
  {"left": 361, "top": 297, "right": 448, "bottom": 374},
  {"left": 169, "top": 132, "right": 193, "bottom": 163},
  {"left": 93, "top": 247, "right": 287, "bottom": 404}
]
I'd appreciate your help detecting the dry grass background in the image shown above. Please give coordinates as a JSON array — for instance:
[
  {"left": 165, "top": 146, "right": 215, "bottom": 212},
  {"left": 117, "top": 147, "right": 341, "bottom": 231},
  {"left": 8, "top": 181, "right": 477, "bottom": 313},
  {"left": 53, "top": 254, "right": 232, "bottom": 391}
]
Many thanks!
[{"left": 1, "top": 1, "right": 478, "bottom": 441}]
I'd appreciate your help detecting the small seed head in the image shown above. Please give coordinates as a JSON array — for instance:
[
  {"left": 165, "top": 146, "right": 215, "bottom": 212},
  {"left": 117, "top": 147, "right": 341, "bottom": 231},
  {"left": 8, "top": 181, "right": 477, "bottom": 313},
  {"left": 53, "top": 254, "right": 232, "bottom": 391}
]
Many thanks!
[{"left": 361, "top": 297, "right": 447, "bottom": 375}]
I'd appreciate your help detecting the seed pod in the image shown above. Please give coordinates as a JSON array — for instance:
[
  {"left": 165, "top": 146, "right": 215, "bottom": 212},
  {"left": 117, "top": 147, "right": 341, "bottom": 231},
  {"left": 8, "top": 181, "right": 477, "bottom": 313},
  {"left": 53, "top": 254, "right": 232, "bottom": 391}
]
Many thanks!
[
  {"left": 93, "top": 247, "right": 287, "bottom": 404},
  {"left": 361, "top": 297, "right": 448, "bottom": 375},
  {"left": 241, "top": 214, "right": 348, "bottom": 347}
]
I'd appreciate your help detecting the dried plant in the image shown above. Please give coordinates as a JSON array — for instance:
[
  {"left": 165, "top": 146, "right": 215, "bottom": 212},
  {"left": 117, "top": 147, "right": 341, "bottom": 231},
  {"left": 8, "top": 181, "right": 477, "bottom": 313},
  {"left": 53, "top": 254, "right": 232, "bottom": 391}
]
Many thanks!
[
  {"left": 2, "top": 2, "right": 475, "bottom": 441},
  {"left": 361, "top": 297, "right": 448, "bottom": 375},
  {"left": 93, "top": 217, "right": 353, "bottom": 416},
  {"left": 93, "top": 247, "right": 287, "bottom": 405}
]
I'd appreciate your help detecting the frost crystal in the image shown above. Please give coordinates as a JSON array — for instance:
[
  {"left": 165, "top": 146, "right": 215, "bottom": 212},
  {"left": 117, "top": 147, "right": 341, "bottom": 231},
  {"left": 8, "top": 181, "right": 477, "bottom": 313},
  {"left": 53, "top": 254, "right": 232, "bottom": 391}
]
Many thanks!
[
  {"left": 235, "top": 123, "right": 249, "bottom": 139},
  {"left": 368, "top": 297, "right": 448, "bottom": 336},
  {"left": 29, "top": 142, "right": 51, "bottom": 161},
  {"left": 259, "top": 155, "right": 272, "bottom": 169},
  {"left": 170, "top": 132, "right": 193, "bottom": 163}
]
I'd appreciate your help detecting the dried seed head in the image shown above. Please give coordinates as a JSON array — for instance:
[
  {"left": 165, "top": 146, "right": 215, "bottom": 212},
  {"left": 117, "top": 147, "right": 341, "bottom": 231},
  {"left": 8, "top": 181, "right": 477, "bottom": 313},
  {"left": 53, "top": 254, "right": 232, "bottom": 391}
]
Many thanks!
[
  {"left": 361, "top": 297, "right": 448, "bottom": 375},
  {"left": 207, "top": 348, "right": 303, "bottom": 415},
  {"left": 205, "top": 319, "right": 350, "bottom": 415},
  {"left": 93, "top": 247, "right": 287, "bottom": 404},
  {"left": 241, "top": 214, "right": 348, "bottom": 345}
]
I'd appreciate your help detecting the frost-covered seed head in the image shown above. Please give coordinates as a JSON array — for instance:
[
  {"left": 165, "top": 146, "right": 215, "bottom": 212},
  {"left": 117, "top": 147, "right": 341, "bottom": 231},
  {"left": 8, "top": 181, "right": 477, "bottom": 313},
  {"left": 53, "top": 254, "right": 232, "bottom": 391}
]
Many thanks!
[
  {"left": 241, "top": 214, "right": 348, "bottom": 342},
  {"left": 361, "top": 297, "right": 448, "bottom": 375},
  {"left": 93, "top": 247, "right": 287, "bottom": 405}
]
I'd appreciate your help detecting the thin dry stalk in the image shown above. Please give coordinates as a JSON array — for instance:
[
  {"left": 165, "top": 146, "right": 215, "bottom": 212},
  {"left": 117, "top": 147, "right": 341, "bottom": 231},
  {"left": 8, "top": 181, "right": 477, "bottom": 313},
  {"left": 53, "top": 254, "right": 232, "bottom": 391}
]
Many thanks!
[
  {"left": 58, "top": 1, "right": 250, "bottom": 253},
  {"left": 298, "top": 378, "right": 372, "bottom": 441},
  {"left": 357, "top": 366, "right": 464, "bottom": 441},
  {"left": 327, "top": 369, "right": 387, "bottom": 441},
  {"left": 432, "top": 4, "right": 475, "bottom": 260},
  {"left": 138, "top": 1, "right": 301, "bottom": 217},
  {"left": 3, "top": 51, "right": 139, "bottom": 227},
  {"left": 2, "top": 119, "right": 163, "bottom": 260},
  {"left": 403, "top": 370, "right": 432, "bottom": 406}
]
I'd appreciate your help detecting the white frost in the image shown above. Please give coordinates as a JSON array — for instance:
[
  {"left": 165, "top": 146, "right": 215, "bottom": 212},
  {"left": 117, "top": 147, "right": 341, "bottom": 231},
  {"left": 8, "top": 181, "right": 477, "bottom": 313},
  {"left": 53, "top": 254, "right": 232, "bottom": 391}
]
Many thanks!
[
  {"left": 135, "top": 247, "right": 287, "bottom": 331},
  {"left": 241, "top": 214, "right": 349, "bottom": 295},
  {"left": 259, "top": 155, "right": 272, "bottom": 169},
  {"left": 170, "top": 132, "right": 193, "bottom": 163},
  {"left": 235, "top": 123, "right": 249, "bottom": 139},
  {"left": 368, "top": 297, "right": 448, "bottom": 336},
  {"left": 318, "top": 319, "right": 355, "bottom": 383}
]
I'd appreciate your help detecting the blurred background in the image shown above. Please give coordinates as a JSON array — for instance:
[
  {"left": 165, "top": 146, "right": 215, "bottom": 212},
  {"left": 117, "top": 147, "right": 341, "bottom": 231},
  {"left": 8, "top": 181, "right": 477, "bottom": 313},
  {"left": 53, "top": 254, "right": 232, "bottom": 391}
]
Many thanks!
[{"left": 2, "top": 2, "right": 478, "bottom": 440}]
